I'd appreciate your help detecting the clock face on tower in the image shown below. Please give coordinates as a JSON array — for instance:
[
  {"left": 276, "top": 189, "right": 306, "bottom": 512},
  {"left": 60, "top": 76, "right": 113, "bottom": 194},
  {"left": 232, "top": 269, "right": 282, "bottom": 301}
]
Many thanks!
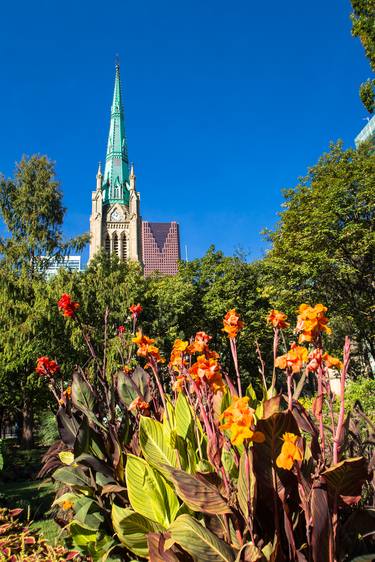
[{"left": 110, "top": 209, "right": 122, "bottom": 222}]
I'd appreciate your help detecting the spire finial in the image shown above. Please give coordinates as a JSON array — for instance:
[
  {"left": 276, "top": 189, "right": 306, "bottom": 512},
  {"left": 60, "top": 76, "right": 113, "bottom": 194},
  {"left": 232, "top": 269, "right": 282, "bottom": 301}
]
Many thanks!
[
  {"left": 97, "top": 161, "right": 102, "bottom": 176},
  {"left": 115, "top": 53, "right": 120, "bottom": 68}
]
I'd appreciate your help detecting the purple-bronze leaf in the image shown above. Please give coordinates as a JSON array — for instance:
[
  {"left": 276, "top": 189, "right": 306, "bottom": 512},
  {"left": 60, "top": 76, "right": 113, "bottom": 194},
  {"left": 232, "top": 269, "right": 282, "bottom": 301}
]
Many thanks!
[
  {"left": 164, "top": 466, "right": 231, "bottom": 515},
  {"left": 311, "top": 477, "right": 334, "bottom": 562}
]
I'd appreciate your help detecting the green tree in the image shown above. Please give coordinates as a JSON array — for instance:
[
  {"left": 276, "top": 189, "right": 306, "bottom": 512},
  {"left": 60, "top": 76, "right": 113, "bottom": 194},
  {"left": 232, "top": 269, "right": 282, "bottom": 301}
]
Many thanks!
[
  {"left": 263, "top": 141, "right": 375, "bottom": 372},
  {"left": 351, "top": 0, "right": 375, "bottom": 112},
  {"left": 0, "top": 155, "right": 87, "bottom": 447}
]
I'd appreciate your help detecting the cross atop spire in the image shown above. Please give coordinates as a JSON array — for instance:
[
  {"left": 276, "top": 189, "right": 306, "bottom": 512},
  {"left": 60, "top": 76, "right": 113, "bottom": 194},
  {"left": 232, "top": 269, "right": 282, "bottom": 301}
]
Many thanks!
[{"left": 102, "top": 63, "right": 130, "bottom": 205}]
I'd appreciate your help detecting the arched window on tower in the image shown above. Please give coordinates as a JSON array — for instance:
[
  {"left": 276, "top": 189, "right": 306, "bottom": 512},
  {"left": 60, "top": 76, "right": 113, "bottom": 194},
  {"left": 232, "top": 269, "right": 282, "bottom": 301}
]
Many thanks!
[
  {"left": 105, "top": 233, "right": 110, "bottom": 254},
  {"left": 121, "top": 232, "right": 128, "bottom": 260},
  {"left": 113, "top": 232, "right": 119, "bottom": 256}
]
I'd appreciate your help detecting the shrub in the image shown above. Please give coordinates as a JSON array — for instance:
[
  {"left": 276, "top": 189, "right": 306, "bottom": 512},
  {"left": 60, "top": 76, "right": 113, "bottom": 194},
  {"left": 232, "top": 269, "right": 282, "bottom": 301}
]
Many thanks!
[
  {"left": 37, "top": 298, "right": 374, "bottom": 561},
  {"left": 0, "top": 507, "right": 80, "bottom": 561}
]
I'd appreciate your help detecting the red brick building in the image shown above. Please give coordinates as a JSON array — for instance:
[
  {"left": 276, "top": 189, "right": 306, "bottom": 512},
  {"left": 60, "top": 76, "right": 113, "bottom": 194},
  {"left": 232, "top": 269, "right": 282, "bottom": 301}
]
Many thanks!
[{"left": 142, "top": 221, "right": 180, "bottom": 276}]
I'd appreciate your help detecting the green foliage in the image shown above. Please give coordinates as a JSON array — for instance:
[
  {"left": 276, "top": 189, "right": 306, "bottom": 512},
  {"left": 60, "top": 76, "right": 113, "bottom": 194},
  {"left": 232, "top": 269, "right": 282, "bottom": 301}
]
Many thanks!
[
  {"left": 38, "top": 302, "right": 374, "bottom": 561},
  {"left": 351, "top": 0, "right": 375, "bottom": 112},
  {"left": 263, "top": 142, "right": 375, "bottom": 372}
]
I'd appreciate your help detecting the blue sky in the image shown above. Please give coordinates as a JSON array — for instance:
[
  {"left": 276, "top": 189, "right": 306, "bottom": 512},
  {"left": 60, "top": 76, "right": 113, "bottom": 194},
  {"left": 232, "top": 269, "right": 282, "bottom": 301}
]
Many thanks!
[{"left": 0, "top": 0, "right": 371, "bottom": 263}]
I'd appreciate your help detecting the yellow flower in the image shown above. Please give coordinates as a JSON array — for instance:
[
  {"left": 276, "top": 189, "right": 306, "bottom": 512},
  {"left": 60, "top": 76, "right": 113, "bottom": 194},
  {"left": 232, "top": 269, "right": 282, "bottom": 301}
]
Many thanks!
[
  {"left": 276, "top": 432, "right": 303, "bottom": 470},
  {"left": 220, "top": 396, "right": 265, "bottom": 446}
]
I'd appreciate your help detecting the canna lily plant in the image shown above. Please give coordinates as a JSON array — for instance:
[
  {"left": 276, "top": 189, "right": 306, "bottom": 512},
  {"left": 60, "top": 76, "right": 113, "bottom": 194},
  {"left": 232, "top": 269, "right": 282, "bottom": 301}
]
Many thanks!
[{"left": 37, "top": 298, "right": 374, "bottom": 562}]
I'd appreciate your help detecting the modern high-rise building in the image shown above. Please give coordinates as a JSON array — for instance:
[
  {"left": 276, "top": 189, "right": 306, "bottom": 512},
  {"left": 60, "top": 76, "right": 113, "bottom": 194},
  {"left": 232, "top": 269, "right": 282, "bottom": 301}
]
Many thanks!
[
  {"left": 142, "top": 222, "right": 181, "bottom": 276},
  {"left": 355, "top": 114, "right": 375, "bottom": 147},
  {"left": 89, "top": 65, "right": 181, "bottom": 276},
  {"left": 40, "top": 256, "right": 81, "bottom": 278}
]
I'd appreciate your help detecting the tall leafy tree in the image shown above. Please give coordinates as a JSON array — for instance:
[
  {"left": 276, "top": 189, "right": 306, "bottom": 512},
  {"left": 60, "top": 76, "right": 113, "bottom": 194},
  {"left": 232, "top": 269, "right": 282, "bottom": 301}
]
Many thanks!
[
  {"left": 0, "top": 155, "right": 88, "bottom": 446},
  {"left": 351, "top": 0, "right": 375, "bottom": 112},
  {"left": 263, "top": 141, "right": 375, "bottom": 372}
]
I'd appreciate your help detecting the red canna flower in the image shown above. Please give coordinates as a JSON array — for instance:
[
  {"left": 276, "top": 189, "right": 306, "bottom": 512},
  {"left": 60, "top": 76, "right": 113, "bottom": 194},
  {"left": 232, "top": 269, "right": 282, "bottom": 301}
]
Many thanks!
[
  {"left": 129, "top": 303, "right": 143, "bottom": 319},
  {"left": 36, "top": 356, "right": 60, "bottom": 376},
  {"left": 57, "top": 293, "right": 79, "bottom": 318}
]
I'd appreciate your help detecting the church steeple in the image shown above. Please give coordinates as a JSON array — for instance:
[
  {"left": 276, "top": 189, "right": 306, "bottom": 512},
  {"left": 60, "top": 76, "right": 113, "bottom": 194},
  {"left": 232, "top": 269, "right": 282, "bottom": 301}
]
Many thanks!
[{"left": 102, "top": 63, "right": 130, "bottom": 205}]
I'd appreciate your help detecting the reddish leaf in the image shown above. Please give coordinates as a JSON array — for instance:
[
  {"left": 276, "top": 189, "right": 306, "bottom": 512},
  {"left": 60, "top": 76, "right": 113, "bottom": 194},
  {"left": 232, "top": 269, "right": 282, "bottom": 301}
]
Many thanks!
[
  {"left": 164, "top": 466, "right": 231, "bottom": 515},
  {"left": 148, "top": 532, "right": 180, "bottom": 561},
  {"left": 66, "top": 551, "right": 81, "bottom": 560},
  {"left": 291, "top": 401, "right": 321, "bottom": 459},
  {"left": 321, "top": 456, "right": 368, "bottom": 498},
  {"left": 312, "top": 394, "right": 323, "bottom": 418},
  {"left": 8, "top": 508, "right": 23, "bottom": 518},
  {"left": 263, "top": 395, "right": 281, "bottom": 418},
  {"left": 311, "top": 477, "right": 333, "bottom": 562}
]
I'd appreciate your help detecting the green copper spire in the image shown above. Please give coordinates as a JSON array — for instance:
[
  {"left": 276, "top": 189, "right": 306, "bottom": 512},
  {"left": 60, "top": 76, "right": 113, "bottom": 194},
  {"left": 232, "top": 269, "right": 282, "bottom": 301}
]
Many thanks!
[{"left": 102, "top": 64, "right": 130, "bottom": 205}]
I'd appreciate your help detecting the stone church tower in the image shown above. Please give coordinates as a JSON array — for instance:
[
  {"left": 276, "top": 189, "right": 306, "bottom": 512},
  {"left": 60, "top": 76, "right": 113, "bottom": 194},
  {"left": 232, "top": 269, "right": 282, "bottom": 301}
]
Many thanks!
[{"left": 89, "top": 64, "right": 141, "bottom": 262}]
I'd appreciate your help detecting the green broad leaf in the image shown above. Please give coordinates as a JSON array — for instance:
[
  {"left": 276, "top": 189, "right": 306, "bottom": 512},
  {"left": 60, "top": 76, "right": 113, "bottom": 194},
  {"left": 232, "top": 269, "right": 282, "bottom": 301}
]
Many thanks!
[
  {"left": 112, "top": 504, "right": 165, "bottom": 558},
  {"left": 237, "top": 451, "right": 256, "bottom": 520},
  {"left": 117, "top": 367, "right": 151, "bottom": 408},
  {"left": 139, "top": 416, "right": 178, "bottom": 479},
  {"left": 246, "top": 384, "right": 258, "bottom": 409},
  {"left": 72, "top": 372, "right": 106, "bottom": 430},
  {"left": 169, "top": 514, "right": 236, "bottom": 561},
  {"left": 221, "top": 448, "right": 238, "bottom": 479},
  {"left": 73, "top": 497, "right": 104, "bottom": 531},
  {"left": 53, "top": 465, "right": 92, "bottom": 490},
  {"left": 52, "top": 491, "right": 79, "bottom": 507},
  {"left": 117, "top": 370, "right": 137, "bottom": 407},
  {"left": 70, "top": 521, "right": 97, "bottom": 547},
  {"left": 125, "top": 454, "right": 179, "bottom": 527},
  {"left": 175, "top": 393, "right": 193, "bottom": 439},
  {"left": 164, "top": 466, "right": 231, "bottom": 515}
]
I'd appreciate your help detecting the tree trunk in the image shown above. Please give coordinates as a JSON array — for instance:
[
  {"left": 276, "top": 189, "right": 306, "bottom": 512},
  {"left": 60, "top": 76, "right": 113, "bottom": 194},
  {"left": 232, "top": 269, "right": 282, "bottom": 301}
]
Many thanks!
[{"left": 21, "top": 399, "right": 34, "bottom": 449}]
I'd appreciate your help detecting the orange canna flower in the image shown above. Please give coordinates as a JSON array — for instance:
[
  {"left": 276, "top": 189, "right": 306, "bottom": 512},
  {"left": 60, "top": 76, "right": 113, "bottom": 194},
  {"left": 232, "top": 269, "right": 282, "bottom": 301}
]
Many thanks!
[
  {"left": 223, "top": 309, "right": 244, "bottom": 339},
  {"left": 276, "top": 432, "right": 303, "bottom": 470},
  {"left": 57, "top": 293, "right": 79, "bottom": 318},
  {"left": 189, "top": 355, "right": 225, "bottom": 394},
  {"left": 36, "top": 356, "right": 60, "bottom": 376},
  {"left": 132, "top": 331, "right": 164, "bottom": 363},
  {"left": 322, "top": 352, "right": 343, "bottom": 370},
  {"left": 172, "top": 374, "right": 186, "bottom": 393},
  {"left": 128, "top": 396, "right": 150, "bottom": 412},
  {"left": 169, "top": 339, "right": 189, "bottom": 371},
  {"left": 268, "top": 309, "right": 289, "bottom": 329},
  {"left": 62, "top": 500, "right": 73, "bottom": 511},
  {"left": 187, "top": 331, "right": 213, "bottom": 354},
  {"left": 306, "top": 348, "right": 323, "bottom": 372},
  {"left": 129, "top": 303, "right": 143, "bottom": 318},
  {"left": 220, "top": 396, "right": 265, "bottom": 446},
  {"left": 132, "top": 331, "right": 155, "bottom": 347},
  {"left": 275, "top": 343, "right": 308, "bottom": 374},
  {"left": 296, "top": 303, "right": 331, "bottom": 343}
]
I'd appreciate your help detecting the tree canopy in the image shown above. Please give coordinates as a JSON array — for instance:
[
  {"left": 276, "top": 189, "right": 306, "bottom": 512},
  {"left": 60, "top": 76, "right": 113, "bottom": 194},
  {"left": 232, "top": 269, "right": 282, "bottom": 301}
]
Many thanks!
[{"left": 263, "top": 141, "right": 375, "bottom": 371}]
